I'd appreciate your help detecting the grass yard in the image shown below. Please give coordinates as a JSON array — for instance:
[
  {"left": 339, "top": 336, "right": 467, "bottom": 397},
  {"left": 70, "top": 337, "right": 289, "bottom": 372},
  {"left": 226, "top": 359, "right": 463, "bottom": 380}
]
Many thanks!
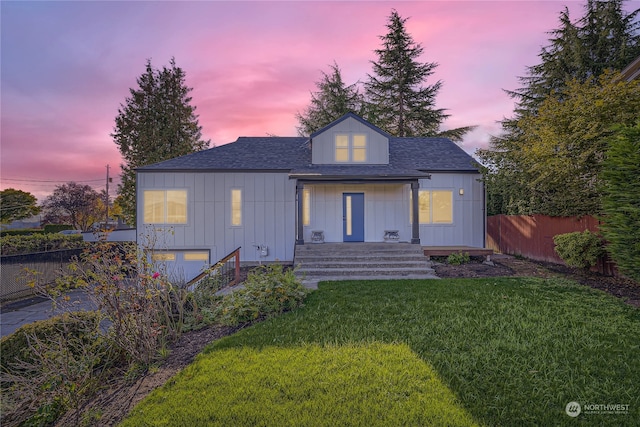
[{"left": 122, "top": 278, "right": 640, "bottom": 426}]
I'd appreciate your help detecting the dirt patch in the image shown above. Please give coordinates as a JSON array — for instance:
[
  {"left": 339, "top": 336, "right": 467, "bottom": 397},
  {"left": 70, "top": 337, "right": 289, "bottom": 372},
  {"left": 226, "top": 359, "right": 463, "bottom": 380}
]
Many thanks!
[
  {"left": 54, "top": 324, "right": 245, "bottom": 427},
  {"left": 433, "top": 255, "right": 640, "bottom": 307}
]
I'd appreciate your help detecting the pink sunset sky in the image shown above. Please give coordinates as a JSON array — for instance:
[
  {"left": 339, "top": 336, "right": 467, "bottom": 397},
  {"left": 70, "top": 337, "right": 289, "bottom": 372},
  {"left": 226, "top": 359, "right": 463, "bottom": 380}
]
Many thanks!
[{"left": 2, "top": 0, "right": 637, "bottom": 202}]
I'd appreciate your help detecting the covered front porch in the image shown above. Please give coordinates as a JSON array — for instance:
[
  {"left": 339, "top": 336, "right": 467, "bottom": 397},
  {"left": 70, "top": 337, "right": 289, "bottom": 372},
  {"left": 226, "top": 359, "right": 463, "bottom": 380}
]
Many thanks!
[{"left": 292, "top": 171, "right": 429, "bottom": 246}]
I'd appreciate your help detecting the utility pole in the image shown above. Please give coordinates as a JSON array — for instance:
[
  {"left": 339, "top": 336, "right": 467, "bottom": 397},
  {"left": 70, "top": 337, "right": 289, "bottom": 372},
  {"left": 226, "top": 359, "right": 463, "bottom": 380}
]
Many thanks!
[{"left": 105, "top": 164, "right": 110, "bottom": 227}]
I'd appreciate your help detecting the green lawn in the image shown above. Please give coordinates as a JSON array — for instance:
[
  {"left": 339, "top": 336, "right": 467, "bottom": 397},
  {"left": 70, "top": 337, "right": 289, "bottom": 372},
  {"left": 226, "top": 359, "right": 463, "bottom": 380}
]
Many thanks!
[{"left": 122, "top": 278, "right": 640, "bottom": 426}]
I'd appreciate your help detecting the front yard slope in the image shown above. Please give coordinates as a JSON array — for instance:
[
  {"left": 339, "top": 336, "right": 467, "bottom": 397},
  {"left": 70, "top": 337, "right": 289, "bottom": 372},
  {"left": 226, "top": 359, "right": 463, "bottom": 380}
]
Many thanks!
[{"left": 122, "top": 278, "right": 640, "bottom": 426}]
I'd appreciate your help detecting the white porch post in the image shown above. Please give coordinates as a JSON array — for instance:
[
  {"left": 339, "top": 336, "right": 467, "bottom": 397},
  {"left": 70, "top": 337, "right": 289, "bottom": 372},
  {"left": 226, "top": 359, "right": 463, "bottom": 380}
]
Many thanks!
[{"left": 296, "top": 181, "right": 304, "bottom": 245}]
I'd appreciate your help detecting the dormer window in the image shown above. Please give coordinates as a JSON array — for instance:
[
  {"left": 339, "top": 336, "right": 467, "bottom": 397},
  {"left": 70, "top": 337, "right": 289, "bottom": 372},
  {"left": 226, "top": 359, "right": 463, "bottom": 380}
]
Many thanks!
[
  {"left": 335, "top": 134, "right": 367, "bottom": 163},
  {"left": 335, "top": 135, "right": 349, "bottom": 162}
]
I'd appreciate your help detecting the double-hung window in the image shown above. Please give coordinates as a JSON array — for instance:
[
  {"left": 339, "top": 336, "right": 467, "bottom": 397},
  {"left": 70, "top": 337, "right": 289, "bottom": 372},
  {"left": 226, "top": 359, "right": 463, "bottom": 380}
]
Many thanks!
[
  {"left": 143, "top": 190, "right": 187, "bottom": 224},
  {"left": 335, "top": 134, "right": 367, "bottom": 163}
]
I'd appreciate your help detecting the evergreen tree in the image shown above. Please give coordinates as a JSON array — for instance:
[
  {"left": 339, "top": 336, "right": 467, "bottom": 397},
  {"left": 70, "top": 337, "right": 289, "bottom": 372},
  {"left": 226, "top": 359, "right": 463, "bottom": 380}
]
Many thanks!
[
  {"left": 112, "top": 58, "right": 209, "bottom": 224},
  {"left": 365, "top": 10, "right": 474, "bottom": 140},
  {"left": 511, "top": 0, "right": 639, "bottom": 115},
  {"left": 296, "top": 62, "right": 364, "bottom": 136},
  {"left": 481, "top": 0, "right": 640, "bottom": 216},
  {"left": 600, "top": 122, "right": 640, "bottom": 282}
]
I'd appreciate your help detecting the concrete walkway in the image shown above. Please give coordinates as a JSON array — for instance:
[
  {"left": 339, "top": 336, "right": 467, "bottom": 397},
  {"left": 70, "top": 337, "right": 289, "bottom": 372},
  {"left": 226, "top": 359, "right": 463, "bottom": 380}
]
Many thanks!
[
  {"left": 2, "top": 255, "right": 440, "bottom": 337},
  {"left": 1, "top": 290, "right": 96, "bottom": 338}
]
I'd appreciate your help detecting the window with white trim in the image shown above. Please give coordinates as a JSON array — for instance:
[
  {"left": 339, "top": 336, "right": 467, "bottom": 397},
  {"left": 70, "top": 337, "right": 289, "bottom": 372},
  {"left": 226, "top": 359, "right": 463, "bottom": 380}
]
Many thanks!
[
  {"left": 231, "top": 189, "right": 242, "bottom": 226},
  {"left": 410, "top": 190, "right": 453, "bottom": 224},
  {"left": 151, "top": 252, "right": 176, "bottom": 261},
  {"left": 143, "top": 190, "right": 187, "bottom": 224},
  {"left": 302, "top": 188, "right": 311, "bottom": 226},
  {"left": 335, "top": 134, "right": 367, "bottom": 163},
  {"left": 184, "top": 252, "right": 210, "bottom": 261}
]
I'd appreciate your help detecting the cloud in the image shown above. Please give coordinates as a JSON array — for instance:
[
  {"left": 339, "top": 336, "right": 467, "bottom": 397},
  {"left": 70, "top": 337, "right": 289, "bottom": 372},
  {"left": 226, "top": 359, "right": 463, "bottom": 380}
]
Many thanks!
[{"left": 0, "top": 0, "right": 606, "bottom": 201}]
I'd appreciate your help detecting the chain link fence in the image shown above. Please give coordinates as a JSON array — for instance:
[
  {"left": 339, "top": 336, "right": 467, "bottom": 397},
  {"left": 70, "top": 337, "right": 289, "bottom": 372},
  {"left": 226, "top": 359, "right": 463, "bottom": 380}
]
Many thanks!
[{"left": 0, "top": 249, "right": 83, "bottom": 302}]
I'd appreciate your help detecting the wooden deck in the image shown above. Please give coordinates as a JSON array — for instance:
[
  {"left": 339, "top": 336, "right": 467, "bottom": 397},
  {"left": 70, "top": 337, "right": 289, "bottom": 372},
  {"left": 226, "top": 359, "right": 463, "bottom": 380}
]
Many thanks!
[{"left": 422, "top": 246, "right": 494, "bottom": 260}]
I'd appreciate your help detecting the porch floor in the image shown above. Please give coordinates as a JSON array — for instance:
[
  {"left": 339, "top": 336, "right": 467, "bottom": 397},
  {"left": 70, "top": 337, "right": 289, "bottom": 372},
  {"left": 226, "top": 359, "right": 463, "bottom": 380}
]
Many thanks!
[{"left": 422, "top": 246, "right": 494, "bottom": 260}]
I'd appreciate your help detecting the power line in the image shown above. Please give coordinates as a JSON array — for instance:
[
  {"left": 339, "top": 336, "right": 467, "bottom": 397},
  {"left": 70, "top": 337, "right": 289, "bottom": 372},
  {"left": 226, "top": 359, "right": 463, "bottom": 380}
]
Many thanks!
[
  {"left": 0, "top": 203, "right": 40, "bottom": 212},
  {"left": 2, "top": 178, "right": 105, "bottom": 183}
]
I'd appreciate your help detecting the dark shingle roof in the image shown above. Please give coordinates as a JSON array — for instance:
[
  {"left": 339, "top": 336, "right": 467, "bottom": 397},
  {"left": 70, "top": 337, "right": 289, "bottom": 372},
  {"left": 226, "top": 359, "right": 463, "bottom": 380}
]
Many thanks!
[
  {"left": 137, "top": 137, "right": 309, "bottom": 171},
  {"left": 389, "top": 138, "right": 479, "bottom": 172},
  {"left": 137, "top": 135, "right": 479, "bottom": 176}
]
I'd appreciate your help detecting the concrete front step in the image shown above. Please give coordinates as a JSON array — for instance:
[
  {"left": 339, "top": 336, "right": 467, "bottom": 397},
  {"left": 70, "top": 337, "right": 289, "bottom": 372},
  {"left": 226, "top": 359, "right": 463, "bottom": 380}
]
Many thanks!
[
  {"left": 294, "top": 243, "right": 438, "bottom": 284},
  {"left": 298, "top": 274, "right": 439, "bottom": 290},
  {"left": 298, "top": 267, "right": 435, "bottom": 277},
  {"left": 296, "top": 246, "right": 422, "bottom": 254},
  {"left": 296, "top": 261, "right": 430, "bottom": 269},
  {"left": 295, "top": 254, "right": 428, "bottom": 263}
]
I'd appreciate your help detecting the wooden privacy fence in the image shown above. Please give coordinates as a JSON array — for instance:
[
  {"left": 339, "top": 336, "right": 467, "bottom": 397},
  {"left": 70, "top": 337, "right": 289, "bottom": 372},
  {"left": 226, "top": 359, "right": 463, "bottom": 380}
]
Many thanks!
[
  {"left": 486, "top": 214, "right": 616, "bottom": 274},
  {"left": 0, "top": 249, "right": 83, "bottom": 302}
]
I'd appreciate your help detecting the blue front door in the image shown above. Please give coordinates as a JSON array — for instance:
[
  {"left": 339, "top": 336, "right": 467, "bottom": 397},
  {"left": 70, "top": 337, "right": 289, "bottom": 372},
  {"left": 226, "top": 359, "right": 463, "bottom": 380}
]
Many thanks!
[{"left": 343, "top": 193, "right": 364, "bottom": 242}]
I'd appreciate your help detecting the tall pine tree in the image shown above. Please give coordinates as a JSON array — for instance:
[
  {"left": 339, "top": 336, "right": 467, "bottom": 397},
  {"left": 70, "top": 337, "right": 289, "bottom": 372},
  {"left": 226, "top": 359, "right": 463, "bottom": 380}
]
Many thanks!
[
  {"left": 296, "top": 62, "right": 364, "bottom": 136},
  {"left": 112, "top": 58, "right": 209, "bottom": 224},
  {"left": 480, "top": 0, "right": 640, "bottom": 216},
  {"left": 365, "top": 10, "right": 474, "bottom": 140}
]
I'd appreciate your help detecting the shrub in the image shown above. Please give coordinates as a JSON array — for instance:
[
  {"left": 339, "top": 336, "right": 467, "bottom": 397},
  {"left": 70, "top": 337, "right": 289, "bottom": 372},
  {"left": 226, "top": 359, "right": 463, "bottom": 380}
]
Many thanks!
[
  {"left": 0, "top": 229, "right": 44, "bottom": 237},
  {"left": 600, "top": 123, "right": 640, "bottom": 282},
  {"left": 0, "top": 311, "right": 116, "bottom": 427},
  {"left": 0, "top": 311, "right": 103, "bottom": 369},
  {"left": 447, "top": 251, "right": 470, "bottom": 265},
  {"left": 63, "top": 242, "right": 190, "bottom": 367},
  {"left": 553, "top": 230, "right": 605, "bottom": 269},
  {"left": 43, "top": 224, "right": 73, "bottom": 234},
  {"left": 217, "top": 264, "right": 308, "bottom": 326},
  {"left": 0, "top": 234, "right": 84, "bottom": 256}
]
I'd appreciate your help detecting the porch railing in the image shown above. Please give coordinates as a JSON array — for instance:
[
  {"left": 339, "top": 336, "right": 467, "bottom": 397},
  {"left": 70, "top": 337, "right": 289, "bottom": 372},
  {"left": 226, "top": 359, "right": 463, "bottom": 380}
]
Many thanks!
[{"left": 186, "top": 247, "right": 241, "bottom": 290}]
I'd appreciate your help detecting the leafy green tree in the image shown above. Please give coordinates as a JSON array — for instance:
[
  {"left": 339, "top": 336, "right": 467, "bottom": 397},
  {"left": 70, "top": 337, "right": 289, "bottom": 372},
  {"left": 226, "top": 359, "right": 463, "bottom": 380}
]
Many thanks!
[
  {"left": 481, "top": 0, "right": 640, "bottom": 215},
  {"left": 0, "top": 188, "right": 40, "bottom": 223},
  {"left": 365, "top": 10, "right": 474, "bottom": 140},
  {"left": 296, "top": 62, "right": 365, "bottom": 136},
  {"left": 599, "top": 122, "right": 640, "bottom": 282},
  {"left": 112, "top": 58, "right": 209, "bottom": 224},
  {"left": 41, "top": 182, "right": 102, "bottom": 231},
  {"left": 479, "top": 73, "right": 640, "bottom": 216},
  {"left": 511, "top": 0, "right": 639, "bottom": 115}
]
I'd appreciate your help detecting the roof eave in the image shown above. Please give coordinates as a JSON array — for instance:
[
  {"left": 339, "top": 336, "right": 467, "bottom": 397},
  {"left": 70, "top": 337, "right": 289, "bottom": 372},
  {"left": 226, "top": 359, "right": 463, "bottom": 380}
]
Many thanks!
[{"left": 137, "top": 168, "right": 293, "bottom": 174}]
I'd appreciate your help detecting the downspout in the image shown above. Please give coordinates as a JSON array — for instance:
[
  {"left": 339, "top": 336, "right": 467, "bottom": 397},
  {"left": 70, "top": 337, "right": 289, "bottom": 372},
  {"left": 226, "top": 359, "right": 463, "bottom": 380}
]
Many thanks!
[{"left": 482, "top": 179, "right": 487, "bottom": 248}]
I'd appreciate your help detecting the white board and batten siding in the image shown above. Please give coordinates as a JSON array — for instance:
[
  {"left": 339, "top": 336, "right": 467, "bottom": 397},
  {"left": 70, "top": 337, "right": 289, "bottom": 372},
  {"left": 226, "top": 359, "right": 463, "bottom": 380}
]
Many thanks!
[
  {"left": 417, "top": 173, "right": 485, "bottom": 248},
  {"left": 137, "top": 172, "right": 297, "bottom": 265},
  {"left": 312, "top": 116, "right": 389, "bottom": 164},
  {"left": 304, "top": 183, "right": 407, "bottom": 243},
  {"left": 303, "top": 173, "right": 484, "bottom": 247}
]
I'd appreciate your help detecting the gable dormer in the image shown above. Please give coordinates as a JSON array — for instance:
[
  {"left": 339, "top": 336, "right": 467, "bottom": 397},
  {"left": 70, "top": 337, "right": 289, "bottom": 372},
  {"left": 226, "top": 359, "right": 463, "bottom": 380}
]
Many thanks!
[{"left": 310, "top": 113, "right": 390, "bottom": 165}]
